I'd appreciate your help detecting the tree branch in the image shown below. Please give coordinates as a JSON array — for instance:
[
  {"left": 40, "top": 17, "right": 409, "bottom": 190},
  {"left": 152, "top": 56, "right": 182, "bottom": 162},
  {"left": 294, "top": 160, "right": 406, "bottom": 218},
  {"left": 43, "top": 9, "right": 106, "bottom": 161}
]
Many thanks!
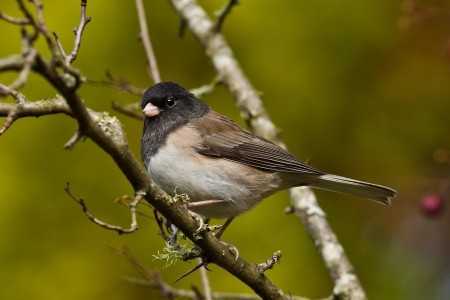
[
  {"left": 135, "top": 0, "right": 161, "bottom": 83},
  {"left": 214, "top": 0, "right": 239, "bottom": 32},
  {"left": 65, "top": 183, "right": 144, "bottom": 234},
  {"left": 0, "top": 95, "right": 71, "bottom": 135}
]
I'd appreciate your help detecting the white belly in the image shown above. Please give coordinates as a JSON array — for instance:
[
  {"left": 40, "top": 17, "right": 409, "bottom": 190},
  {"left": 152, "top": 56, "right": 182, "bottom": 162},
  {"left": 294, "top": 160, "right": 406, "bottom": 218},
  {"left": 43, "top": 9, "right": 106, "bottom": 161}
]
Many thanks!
[{"left": 147, "top": 126, "right": 281, "bottom": 218}]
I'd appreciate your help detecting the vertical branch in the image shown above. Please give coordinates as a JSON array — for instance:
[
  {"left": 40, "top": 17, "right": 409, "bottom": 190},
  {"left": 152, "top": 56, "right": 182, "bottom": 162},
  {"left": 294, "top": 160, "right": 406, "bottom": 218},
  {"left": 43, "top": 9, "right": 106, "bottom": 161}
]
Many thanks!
[
  {"left": 199, "top": 260, "right": 213, "bottom": 300},
  {"left": 52, "top": 0, "right": 91, "bottom": 67},
  {"left": 30, "top": 0, "right": 58, "bottom": 56},
  {"left": 66, "top": 0, "right": 91, "bottom": 64},
  {"left": 135, "top": 0, "right": 161, "bottom": 83}
]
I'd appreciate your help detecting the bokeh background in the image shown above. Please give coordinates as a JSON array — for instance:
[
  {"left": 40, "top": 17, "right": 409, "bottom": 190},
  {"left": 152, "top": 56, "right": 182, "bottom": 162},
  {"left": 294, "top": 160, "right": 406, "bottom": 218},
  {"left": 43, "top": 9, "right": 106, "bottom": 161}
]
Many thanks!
[{"left": 1, "top": 0, "right": 449, "bottom": 299}]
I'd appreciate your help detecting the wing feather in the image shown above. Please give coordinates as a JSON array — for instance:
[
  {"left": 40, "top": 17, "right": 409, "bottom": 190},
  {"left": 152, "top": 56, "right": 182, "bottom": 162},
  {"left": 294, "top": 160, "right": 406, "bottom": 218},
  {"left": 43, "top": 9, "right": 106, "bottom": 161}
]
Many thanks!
[{"left": 191, "top": 112, "right": 322, "bottom": 175}]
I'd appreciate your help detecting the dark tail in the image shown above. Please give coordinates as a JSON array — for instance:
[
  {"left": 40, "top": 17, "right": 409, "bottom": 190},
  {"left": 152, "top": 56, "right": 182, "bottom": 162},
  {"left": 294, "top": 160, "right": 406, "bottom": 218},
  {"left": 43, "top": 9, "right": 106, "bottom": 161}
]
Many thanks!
[{"left": 309, "top": 174, "right": 396, "bottom": 205}]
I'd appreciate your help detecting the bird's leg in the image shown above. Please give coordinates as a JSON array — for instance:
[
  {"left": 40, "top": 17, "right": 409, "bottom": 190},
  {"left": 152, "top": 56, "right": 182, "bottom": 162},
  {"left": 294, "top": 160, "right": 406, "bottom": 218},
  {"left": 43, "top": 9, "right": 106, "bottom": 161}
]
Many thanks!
[
  {"left": 214, "top": 217, "right": 239, "bottom": 259},
  {"left": 186, "top": 200, "right": 240, "bottom": 259},
  {"left": 186, "top": 209, "right": 204, "bottom": 231},
  {"left": 215, "top": 217, "right": 234, "bottom": 239},
  {"left": 185, "top": 199, "right": 228, "bottom": 232},
  {"left": 186, "top": 199, "right": 229, "bottom": 207}
]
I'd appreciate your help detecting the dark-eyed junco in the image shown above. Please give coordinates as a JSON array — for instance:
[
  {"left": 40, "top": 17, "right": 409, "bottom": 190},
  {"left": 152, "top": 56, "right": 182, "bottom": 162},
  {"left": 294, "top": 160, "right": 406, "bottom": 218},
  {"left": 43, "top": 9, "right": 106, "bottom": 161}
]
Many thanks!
[{"left": 141, "top": 82, "right": 396, "bottom": 220}]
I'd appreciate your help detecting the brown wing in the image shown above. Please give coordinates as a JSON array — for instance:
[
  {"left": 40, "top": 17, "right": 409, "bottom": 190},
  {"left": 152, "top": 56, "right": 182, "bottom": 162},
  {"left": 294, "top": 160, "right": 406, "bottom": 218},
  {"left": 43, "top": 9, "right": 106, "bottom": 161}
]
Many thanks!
[{"left": 191, "top": 111, "right": 322, "bottom": 175}]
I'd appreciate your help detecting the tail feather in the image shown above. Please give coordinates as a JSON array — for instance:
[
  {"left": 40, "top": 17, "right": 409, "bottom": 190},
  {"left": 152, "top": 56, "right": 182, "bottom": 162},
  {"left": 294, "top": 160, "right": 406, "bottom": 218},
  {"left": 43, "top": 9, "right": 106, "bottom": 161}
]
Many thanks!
[{"left": 309, "top": 174, "right": 396, "bottom": 205}]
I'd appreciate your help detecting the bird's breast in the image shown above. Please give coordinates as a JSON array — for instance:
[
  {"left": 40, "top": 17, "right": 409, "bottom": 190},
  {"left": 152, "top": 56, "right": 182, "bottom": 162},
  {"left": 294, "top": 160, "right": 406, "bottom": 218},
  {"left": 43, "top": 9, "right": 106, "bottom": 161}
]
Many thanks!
[{"left": 147, "top": 125, "right": 282, "bottom": 218}]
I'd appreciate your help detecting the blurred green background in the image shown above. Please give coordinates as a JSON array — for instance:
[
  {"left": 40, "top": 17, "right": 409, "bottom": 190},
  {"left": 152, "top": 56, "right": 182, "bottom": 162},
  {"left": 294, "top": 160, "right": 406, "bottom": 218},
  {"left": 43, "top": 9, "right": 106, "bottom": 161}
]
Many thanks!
[{"left": 1, "top": 0, "right": 449, "bottom": 299}]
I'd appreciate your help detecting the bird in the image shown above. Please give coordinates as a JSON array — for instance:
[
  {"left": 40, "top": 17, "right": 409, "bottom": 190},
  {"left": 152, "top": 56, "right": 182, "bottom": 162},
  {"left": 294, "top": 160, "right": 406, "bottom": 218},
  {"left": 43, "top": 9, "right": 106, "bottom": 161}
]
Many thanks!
[{"left": 141, "top": 82, "right": 396, "bottom": 222}]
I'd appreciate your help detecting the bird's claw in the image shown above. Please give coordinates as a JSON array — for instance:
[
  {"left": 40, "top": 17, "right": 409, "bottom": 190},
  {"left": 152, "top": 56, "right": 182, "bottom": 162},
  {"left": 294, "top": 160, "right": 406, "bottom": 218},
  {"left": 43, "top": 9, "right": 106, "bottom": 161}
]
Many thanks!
[
  {"left": 187, "top": 209, "right": 204, "bottom": 231},
  {"left": 219, "top": 239, "right": 239, "bottom": 260}
]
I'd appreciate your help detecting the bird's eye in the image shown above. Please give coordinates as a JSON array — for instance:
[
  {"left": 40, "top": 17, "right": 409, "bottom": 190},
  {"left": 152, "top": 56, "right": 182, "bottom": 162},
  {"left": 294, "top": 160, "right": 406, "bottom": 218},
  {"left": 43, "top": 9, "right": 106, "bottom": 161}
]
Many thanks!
[{"left": 166, "top": 97, "right": 175, "bottom": 107}]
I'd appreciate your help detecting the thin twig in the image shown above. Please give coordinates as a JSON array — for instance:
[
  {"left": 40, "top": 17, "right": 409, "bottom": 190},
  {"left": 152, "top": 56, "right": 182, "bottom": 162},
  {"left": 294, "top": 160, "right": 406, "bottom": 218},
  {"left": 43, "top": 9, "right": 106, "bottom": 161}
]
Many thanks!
[
  {"left": 0, "top": 85, "right": 27, "bottom": 135},
  {"left": 175, "top": 261, "right": 209, "bottom": 283},
  {"left": 115, "top": 195, "right": 154, "bottom": 219},
  {"left": 52, "top": 0, "right": 91, "bottom": 72},
  {"left": 86, "top": 71, "right": 145, "bottom": 96},
  {"left": 16, "top": 0, "right": 39, "bottom": 41},
  {"left": 113, "top": 246, "right": 178, "bottom": 298},
  {"left": 135, "top": 0, "right": 161, "bottom": 83},
  {"left": 190, "top": 285, "right": 205, "bottom": 300},
  {"left": 52, "top": 32, "right": 68, "bottom": 58},
  {"left": 123, "top": 276, "right": 314, "bottom": 300},
  {"left": 112, "top": 101, "right": 144, "bottom": 120},
  {"left": 256, "top": 251, "right": 282, "bottom": 273},
  {"left": 65, "top": 183, "right": 144, "bottom": 234},
  {"left": 199, "top": 258, "right": 213, "bottom": 300},
  {"left": 0, "top": 11, "right": 31, "bottom": 25},
  {"left": 30, "top": 0, "right": 58, "bottom": 56},
  {"left": 214, "top": 0, "right": 239, "bottom": 32},
  {"left": 9, "top": 47, "right": 36, "bottom": 91},
  {"left": 189, "top": 78, "right": 222, "bottom": 99},
  {"left": 63, "top": 130, "right": 84, "bottom": 150},
  {"left": 0, "top": 84, "right": 26, "bottom": 104},
  {"left": 66, "top": 0, "right": 91, "bottom": 64}
]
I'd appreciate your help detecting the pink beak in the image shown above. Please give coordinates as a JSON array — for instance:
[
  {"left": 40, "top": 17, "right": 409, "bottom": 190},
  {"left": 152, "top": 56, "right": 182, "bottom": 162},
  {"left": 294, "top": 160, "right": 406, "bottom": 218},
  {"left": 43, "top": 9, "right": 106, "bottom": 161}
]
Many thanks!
[{"left": 143, "top": 103, "right": 160, "bottom": 118}]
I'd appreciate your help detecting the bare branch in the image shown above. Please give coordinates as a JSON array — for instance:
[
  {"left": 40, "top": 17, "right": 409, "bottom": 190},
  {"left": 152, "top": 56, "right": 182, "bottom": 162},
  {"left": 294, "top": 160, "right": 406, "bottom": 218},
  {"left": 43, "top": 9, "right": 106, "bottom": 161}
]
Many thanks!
[
  {"left": 87, "top": 71, "right": 145, "bottom": 96},
  {"left": 0, "top": 84, "right": 27, "bottom": 104},
  {"left": 199, "top": 257, "right": 213, "bottom": 300},
  {"left": 114, "top": 246, "right": 182, "bottom": 298},
  {"left": 52, "top": 32, "right": 68, "bottom": 59},
  {"left": 65, "top": 183, "right": 145, "bottom": 234},
  {"left": 214, "top": 0, "right": 239, "bottom": 32},
  {"left": 63, "top": 130, "right": 84, "bottom": 150},
  {"left": 0, "top": 26, "right": 36, "bottom": 93},
  {"left": 289, "top": 188, "right": 366, "bottom": 300},
  {"left": 51, "top": 0, "right": 92, "bottom": 65},
  {"left": 115, "top": 195, "right": 154, "bottom": 219},
  {"left": 0, "top": 94, "right": 71, "bottom": 135},
  {"left": 8, "top": 45, "right": 37, "bottom": 92},
  {"left": 0, "top": 11, "right": 31, "bottom": 25},
  {"left": 29, "top": 0, "right": 58, "bottom": 56},
  {"left": 256, "top": 251, "right": 282, "bottom": 273},
  {"left": 112, "top": 101, "right": 144, "bottom": 121},
  {"left": 0, "top": 55, "right": 26, "bottom": 72},
  {"left": 135, "top": 0, "right": 161, "bottom": 83},
  {"left": 15, "top": 0, "right": 39, "bottom": 41},
  {"left": 66, "top": 0, "right": 91, "bottom": 64},
  {"left": 189, "top": 78, "right": 222, "bottom": 99}
]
